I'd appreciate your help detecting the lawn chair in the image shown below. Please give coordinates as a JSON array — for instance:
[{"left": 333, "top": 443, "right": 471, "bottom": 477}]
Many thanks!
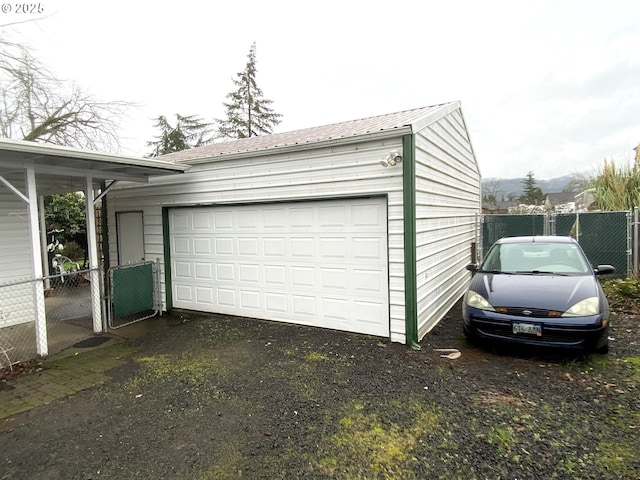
[{"left": 51, "top": 255, "right": 80, "bottom": 284}]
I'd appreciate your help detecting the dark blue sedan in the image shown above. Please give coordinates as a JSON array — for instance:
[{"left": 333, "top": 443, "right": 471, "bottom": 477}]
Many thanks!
[{"left": 462, "top": 236, "right": 615, "bottom": 353}]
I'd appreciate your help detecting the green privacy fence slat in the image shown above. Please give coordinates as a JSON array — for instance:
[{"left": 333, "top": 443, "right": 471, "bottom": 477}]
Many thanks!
[
  {"left": 482, "top": 214, "right": 546, "bottom": 256},
  {"left": 556, "top": 212, "right": 628, "bottom": 276},
  {"left": 482, "top": 211, "right": 629, "bottom": 277},
  {"left": 112, "top": 262, "right": 154, "bottom": 319}
]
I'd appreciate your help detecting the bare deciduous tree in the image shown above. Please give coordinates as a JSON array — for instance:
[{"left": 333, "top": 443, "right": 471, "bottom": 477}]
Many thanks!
[{"left": 0, "top": 33, "right": 131, "bottom": 151}]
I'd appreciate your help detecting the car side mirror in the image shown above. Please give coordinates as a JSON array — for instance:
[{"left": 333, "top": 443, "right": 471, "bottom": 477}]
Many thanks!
[
  {"left": 594, "top": 265, "right": 615, "bottom": 275},
  {"left": 466, "top": 263, "right": 478, "bottom": 272}
]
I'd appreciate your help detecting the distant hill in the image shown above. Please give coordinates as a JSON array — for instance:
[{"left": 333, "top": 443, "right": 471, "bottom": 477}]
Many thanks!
[{"left": 482, "top": 175, "right": 575, "bottom": 200}]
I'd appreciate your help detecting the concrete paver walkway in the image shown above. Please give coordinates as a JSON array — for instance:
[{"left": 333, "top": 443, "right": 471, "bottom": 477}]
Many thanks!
[{"left": 0, "top": 317, "right": 172, "bottom": 420}]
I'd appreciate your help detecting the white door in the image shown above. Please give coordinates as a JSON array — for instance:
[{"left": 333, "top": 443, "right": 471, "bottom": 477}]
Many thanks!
[
  {"left": 117, "top": 211, "right": 144, "bottom": 265},
  {"left": 169, "top": 198, "right": 389, "bottom": 337}
]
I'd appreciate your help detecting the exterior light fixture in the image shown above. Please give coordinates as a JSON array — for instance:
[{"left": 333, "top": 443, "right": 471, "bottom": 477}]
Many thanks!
[{"left": 380, "top": 151, "right": 403, "bottom": 167}]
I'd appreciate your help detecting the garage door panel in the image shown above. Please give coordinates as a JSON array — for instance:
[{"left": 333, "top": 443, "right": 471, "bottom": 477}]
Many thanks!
[
  {"left": 264, "top": 265, "right": 286, "bottom": 285},
  {"left": 321, "top": 267, "right": 347, "bottom": 289},
  {"left": 238, "top": 238, "right": 259, "bottom": 256},
  {"left": 215, "top": 263, "right": 235, "bottom": 281},
  {"left": 238, "top": 210, "right": 259, "bottom": 228},
  {"left": 170, "top": 198, "right": 389, "bottom": 337},
  {"left": 171, "top": 212, "right": 190, "bottom": 231},
  {"left": 175, "top": 285, "right": 193, "bottom": 302},
  {"left": 195, "top": 287, "right": 214, "bottom": 304},
  {"left": 352, "top": 203, "right": 384, "bottom": 227},
  {"left": 291, "top": 237, "right": 314, "bottom": 257},
  {"left": 215, "top": 237, "right": 234, "bottom": 255},
  {"left": 194, "top": 237, "right": 212, "bottom": 255},
  {"left": 263, "top": 208, "right": 285, "bottom": 228},
  {"left": 217, "top": 288, "right": 236, "bottom": 307},
  {"left": 265, "top": 292, "right": 287, "bottom": 313},
  {"left": 173, "top": 237, "right": 192, "bottom": 255},
  {"left": 319, "top": 205, "right": 347, "bottom": 226},
  {"left": 174, "top": 261, "right": 191, "bottom": 278},
  {"left": 290, "top": 207, "right": 314, "bottom": 227},
  {"left": 240, "top": 290, "right": 261, "bottom": 309},
  {"left": 320, "top": 238, "right": 346, "bottom": 258},
  {"left": 214, "top": 211, "right": 233, "bottom": 229},
  {"left": 353, "top": 237, "right": 383, "bottom": 258},
  {"left": 194, "top": 262, "right": 213, "bottom": 279},
  {"left": 353, "top": 267, "right": 384, "bottom": 288},
  {"left": 264, "top": 237, "right": 286, "bottom": 256},
  {"left": 323, "top": 297, "right": 348, "bottom": 321},
  {"left": 239, "top": 264, "right": 259, "bottom": 283},
  {"left": 292, "top": 294, "right": 317, "bottom": 316},
  {"left": 193, "top": 212, "right": 211, "bottom": 230},
  {"left": 291, "top": 266, "right": 315, "bottom": 287}
]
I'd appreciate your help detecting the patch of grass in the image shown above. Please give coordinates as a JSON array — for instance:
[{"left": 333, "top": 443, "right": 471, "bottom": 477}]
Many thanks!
[
  {"left": 622, "top": 356, "right": 640, "bottom": 381},
  {"left": 306, "top": 351, "right": 328, "bottom": 361},
  {"left": 124, "top": 351, "right": 233, "bottom": 391},
  {"left": 487, "top": 426, "right": 515, "bottom": 454},
  {"left": 191, "top": 440, "right": 245, "bottom": 480},
  {"left": 596, "top": 441, "right": 638, "bottom": 479},
  {"left": 307, "top": 398, "right": 442, "bottom": 479}
]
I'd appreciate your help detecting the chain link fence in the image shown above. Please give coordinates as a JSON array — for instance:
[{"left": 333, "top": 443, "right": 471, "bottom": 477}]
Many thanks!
[
  {"left": 480, "top": 211, "right": 632, "bottom": 277},
  {"left": 0, "top": 268, "right": 101, "bottom": 368}
]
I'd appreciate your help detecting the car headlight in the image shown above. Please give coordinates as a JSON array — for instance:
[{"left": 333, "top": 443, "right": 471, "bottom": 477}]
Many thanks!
[
  {"left": 562, "top": 297, "right": 599, "bottom": 317},
  {"left": 466, "top": 291, "right": 495, "bottom": 312}
]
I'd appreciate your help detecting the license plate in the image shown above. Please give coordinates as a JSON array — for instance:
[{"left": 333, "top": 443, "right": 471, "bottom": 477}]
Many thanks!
[{"left": 512, "top": 322, "right": 542, "bottom": 336}]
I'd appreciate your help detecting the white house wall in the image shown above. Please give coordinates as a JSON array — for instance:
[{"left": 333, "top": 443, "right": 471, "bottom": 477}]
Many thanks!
[
  {"left": 0, "top": 174, "right": 35, "bottom": 327},
  {"left": 107, "top": 139, "right": 408, "bottom": 343},
  {"left": 414, "top": 109, "right": 481, "bottom": 339}
]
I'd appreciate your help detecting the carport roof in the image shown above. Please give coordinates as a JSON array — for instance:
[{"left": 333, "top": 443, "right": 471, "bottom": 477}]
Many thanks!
[
  {"left": 162, "top": 101, "right": 461, "bottom": 164},
  {"left": 0, "top": 138, "right": 189, "bottom": 195}
]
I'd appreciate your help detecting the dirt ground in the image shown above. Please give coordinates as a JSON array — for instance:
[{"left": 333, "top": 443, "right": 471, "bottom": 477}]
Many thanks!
[{"left": 1, "top": 301, "right": 639, "bottom": 480}]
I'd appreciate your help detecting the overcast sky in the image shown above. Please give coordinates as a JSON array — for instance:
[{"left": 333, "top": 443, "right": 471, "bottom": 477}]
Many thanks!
[{"left": 4, "top": 0, "right": 639, "bottom": 180}]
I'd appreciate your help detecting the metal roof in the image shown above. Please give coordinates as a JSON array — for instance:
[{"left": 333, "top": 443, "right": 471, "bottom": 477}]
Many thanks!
[
  {"left": 0, "top": 138, "right": 189, "bottom": 195},
  {"left": 163, "top": 102, "right": 460, "bottom": 164}
]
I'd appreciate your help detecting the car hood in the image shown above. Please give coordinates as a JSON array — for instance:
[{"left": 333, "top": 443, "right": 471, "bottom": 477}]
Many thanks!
[{"left": 469, "top": 272, "right": 600, "bottom": 311}]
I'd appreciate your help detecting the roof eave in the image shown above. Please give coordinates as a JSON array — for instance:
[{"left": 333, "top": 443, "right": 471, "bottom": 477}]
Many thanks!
[
  {"left": 181, "top": 127, "right": 413, "bottom": 165},
  {"left": 0, "top": 138, "right": 190, "bottom": 174},
  {"left": 409, "top": 101, "right": 461, "bottom": 134}
]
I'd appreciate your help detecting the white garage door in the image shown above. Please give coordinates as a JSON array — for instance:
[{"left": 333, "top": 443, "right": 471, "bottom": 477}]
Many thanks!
[{"left": 169, "top": 197, "right": 389, "bottom": 337}]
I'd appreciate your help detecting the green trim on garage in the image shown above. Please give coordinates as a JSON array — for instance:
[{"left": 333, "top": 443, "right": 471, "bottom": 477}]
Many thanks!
[
  {"left": 402, "top": 133, "right": 420, "bottom": 349},
  {"left": 162, "top": 207, "right": 173, "bottom": 310}
]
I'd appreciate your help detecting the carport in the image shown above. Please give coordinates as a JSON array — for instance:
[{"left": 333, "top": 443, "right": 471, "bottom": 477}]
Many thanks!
[{"left": 0, "top": 138, "right": 188, "bottom": 358}]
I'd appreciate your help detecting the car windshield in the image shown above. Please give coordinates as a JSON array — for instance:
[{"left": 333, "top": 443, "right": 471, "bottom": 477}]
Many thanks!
[{"left": 480, "top": 242, "right": 592, "bottom": 274}]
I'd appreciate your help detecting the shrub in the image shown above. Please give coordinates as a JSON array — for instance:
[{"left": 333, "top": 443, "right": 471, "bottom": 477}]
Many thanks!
[{"left": 602, "top": 277, "right": 640, "bottom": 313}]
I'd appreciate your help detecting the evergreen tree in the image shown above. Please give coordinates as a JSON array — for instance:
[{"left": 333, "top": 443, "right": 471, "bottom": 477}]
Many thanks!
[
  {"left": 146, "top": 114, "right": 213, "bottom": 157},
  {"left": 519, "top": 171, "right": 545, "bottom": 205},
  {"left": 216, "top": 42, "right": 282, "bottom": 139}
]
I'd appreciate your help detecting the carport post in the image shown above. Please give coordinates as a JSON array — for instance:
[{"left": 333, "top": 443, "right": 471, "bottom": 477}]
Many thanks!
[
  {"left": 86, "top": 177, "right": 102, "bottom": 333},
  {"left": 26, "top": 166, "right": 48, "bottom": 356},
  {"left": 39, "top": 195, "right": 51, "bottom": 289}
]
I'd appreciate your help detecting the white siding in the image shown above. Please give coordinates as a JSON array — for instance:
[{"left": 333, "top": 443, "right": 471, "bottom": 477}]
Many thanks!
[
  {"left": 414, "top": 108, "right": 481, "bottom": 339},
  {"left": 0, "top": 174, "right": 36, "bottom": 327},
  {"left": 107, "top": 139, "right": 408, "bottom": 342}
]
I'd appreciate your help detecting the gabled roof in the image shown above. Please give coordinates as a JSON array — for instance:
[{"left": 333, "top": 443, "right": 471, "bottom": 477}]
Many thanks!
[
  {"left": 545, "top": 192, "right": 577, "bottom": 205},
  {"left": 163, "top": 101, "right": 461, "bottom": 164}
]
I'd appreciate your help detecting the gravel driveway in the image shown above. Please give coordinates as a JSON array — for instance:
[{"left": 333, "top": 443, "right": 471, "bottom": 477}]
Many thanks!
[{"left": 1, "top": 301, "right": 639, "bottom": 479}]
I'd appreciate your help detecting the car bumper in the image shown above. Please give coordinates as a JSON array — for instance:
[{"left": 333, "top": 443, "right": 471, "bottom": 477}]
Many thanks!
[{"left": 463, "top": 307, "right": 609, "bottom": 351}]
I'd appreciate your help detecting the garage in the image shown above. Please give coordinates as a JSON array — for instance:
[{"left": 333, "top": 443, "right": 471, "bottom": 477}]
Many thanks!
[
  {"left": 169, "top": 197, "right": 390, "bottom": 336},
  {"left": 107, "top": 102, "right": 481, "bottom": 345}
]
